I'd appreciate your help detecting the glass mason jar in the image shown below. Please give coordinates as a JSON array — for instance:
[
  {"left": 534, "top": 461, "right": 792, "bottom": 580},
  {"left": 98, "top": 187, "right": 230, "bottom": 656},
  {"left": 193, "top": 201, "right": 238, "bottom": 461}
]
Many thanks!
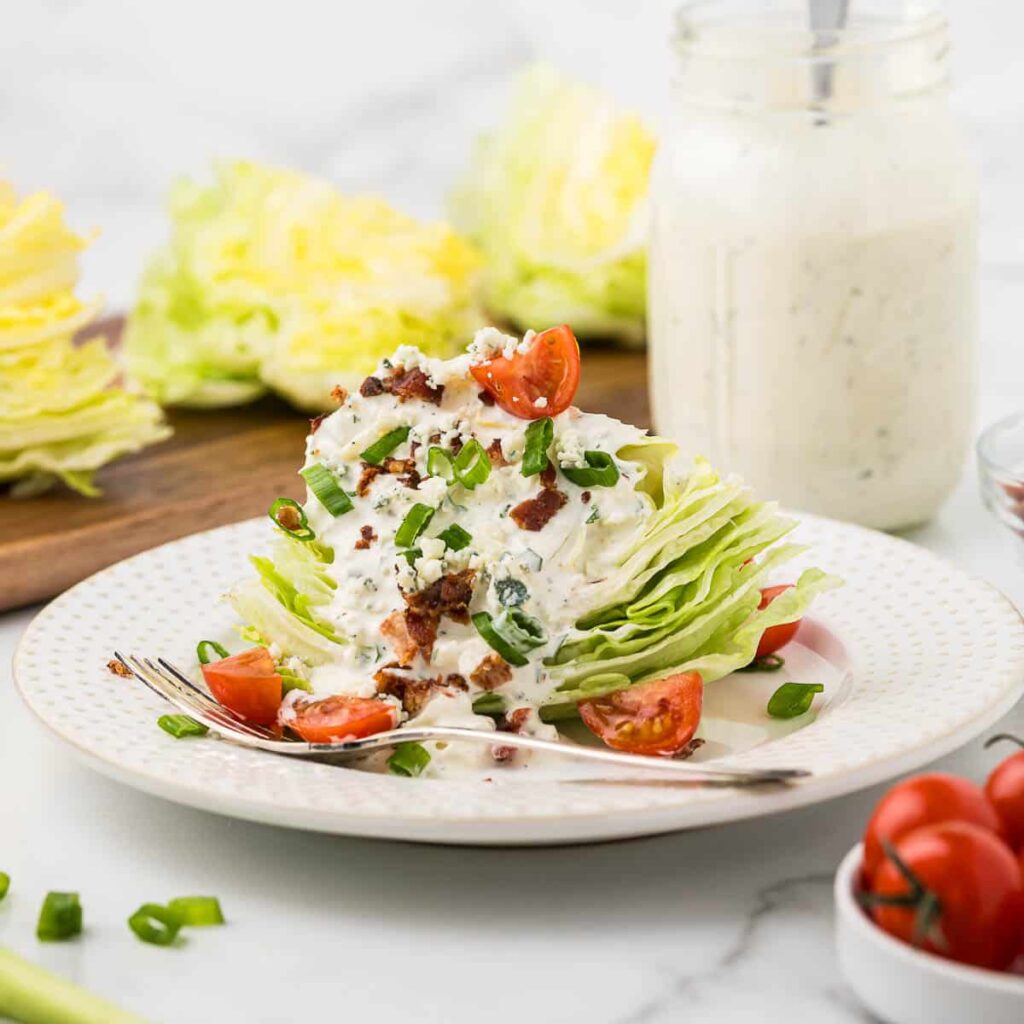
[{"left": 648, "top": 0, "right": 977, "bottom": 530}]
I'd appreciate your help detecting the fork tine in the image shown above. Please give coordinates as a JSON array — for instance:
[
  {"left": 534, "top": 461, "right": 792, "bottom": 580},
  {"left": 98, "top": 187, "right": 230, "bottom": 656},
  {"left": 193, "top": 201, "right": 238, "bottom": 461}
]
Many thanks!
[
  {"left": 116, "top": 652, "right": 277, "bottom": 741},
  {"left": 145, "top": 658, "right": 278, "bottom": 740}
]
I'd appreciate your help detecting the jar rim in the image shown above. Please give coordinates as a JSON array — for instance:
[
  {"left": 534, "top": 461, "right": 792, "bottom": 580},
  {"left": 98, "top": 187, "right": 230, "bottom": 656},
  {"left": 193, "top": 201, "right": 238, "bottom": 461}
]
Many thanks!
[{"left": 674, "top": 0, "right": 948, "bottom": 61}]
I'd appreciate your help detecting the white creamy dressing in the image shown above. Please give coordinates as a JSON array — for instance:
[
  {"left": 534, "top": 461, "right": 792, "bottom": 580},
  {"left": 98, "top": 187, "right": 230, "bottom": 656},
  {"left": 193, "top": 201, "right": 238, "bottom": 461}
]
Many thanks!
[
  {"left": 297, "top": 330, "right": 657, "bottom": 770},
  {"left": 648, "top": 61, "right": 977, "bottom": 530}
]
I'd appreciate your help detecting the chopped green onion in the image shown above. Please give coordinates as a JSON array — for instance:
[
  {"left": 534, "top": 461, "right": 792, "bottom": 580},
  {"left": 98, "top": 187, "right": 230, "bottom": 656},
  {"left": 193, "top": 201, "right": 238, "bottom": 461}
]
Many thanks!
[
  {"left": 767, "top": 682, "right": 824, "bottom": 719},
  {"left": 196, "top": 640, "right": 229, "bottom": 665},
  {"left": 437, "top": 523, "right": 472, "bottom": 551},
  {"left": 0, "top": 872, "right": 9, "bottom": 901},
  {"left": 300, "top": 463, "right": 353, "bottom": 517},
  {"left": 37, "top": 892, "right": 82, "bottom": 942},
  {"left": 521, "top": 417, "right": 553, "bottom": 477},
  {"left": 453, "top": 438, "right": 491, "bottom": 489},
  {"left": 402, "top": 547, "right": 422, "bottom": 566},
  {"left": 737, "top": 653, "right": 785, "bottom": 674},
  {"left": 560, "top": 451, "right": 620, "bottom": 488},
  {"left": 157, "top": 714, "right": 209, "bottom": 739},
  {"left": 387, "top": 742, "right": 431, "bottom": 777},
  {"left": 427, "top": 446, "right": 455, "bottom": 481},
  {"left": 127, "top": 903, "right": 182, "bottom": 947},
  {"left": 585, "top": 506, "right": 600, "bottom": 524},
  {"left": 167, "top": 896, "right": 224, "bottom": 926},
  {"left": 395, "top": 503, "right": 435, "bottom": 548},
  {"left": 473, "top": 612, "right": 526, "bottom": 666},
  {"left": 268, "top": 497, "right": 316, "bottom": 542},
  {"left": 472, "top": 608, "right": 547, "bottom": 667},
  {"left": 519, "top": 548, "right": 543, "bottom": 572},
  {"left": 360, "top": 426, "right": 411, "bottom": 466},
  {"left": 495, "top": 577, "right": 529, "bottom": 608}
]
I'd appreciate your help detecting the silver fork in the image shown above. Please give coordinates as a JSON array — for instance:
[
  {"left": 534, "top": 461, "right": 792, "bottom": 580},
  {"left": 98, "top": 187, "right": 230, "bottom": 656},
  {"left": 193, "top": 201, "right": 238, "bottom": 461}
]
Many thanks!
[{"left": 115, "top": 653, "right": 811, "bottom": 786}]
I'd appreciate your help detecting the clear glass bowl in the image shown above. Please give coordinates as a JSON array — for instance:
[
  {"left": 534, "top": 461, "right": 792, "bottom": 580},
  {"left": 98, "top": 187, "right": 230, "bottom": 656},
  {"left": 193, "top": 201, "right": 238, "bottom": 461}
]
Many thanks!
[{"left": 978, "top": 412, "right": 1024, "bottom": 537}]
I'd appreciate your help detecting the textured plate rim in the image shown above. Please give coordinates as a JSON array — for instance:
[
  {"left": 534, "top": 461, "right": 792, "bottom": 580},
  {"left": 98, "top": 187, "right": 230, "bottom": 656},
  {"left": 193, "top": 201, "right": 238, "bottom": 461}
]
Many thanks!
[{"left": 12, "top": 513, "right": 1024, "bottom": 846}]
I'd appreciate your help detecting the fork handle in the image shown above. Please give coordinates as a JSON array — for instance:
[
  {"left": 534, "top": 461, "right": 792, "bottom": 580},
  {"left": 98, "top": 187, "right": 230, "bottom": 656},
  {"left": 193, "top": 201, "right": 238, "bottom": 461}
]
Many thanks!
[{"left": 319, "top": 726, "right": 810, "bottom": 785}]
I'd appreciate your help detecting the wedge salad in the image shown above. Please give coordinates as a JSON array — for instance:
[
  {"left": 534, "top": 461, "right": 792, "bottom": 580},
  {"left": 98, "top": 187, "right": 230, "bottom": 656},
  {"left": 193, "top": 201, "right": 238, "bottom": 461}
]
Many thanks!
[{"left": 199, "top": 325, "right": 837, "bottom": 772}]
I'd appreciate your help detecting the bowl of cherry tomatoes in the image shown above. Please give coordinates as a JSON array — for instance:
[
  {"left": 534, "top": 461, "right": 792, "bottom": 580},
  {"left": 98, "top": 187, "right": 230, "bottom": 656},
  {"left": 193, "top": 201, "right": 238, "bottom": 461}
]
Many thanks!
[{"left": 835, "top": 735, "right": 1024, "bottom": 1024}]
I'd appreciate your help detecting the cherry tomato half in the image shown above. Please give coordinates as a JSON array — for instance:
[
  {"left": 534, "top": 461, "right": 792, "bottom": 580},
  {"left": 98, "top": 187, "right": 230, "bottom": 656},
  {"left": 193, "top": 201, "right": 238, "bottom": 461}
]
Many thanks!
[
  {"left": 579, "top": 672, "right": 703, "bottom": 757},
  {"left": 755, "top": 584, "right": 800, "bottom": 659},
  {"left": 287, "top": 695, "right": 398, "bottom": 744},
  {"left": 470, "top": 324, "right": 581, "bottom": 420},
  {"left": 201, "top": 647, "right": 282, "bottom": 727},
  {"left": 861, "top": 772, "right": 1004, "bottom": 885},
  {"left": 866, "top": 821, "right": 1024, "bottom": 971},
  {"left": 985, "top": 734, "right": 1024, "bottom": 850}
]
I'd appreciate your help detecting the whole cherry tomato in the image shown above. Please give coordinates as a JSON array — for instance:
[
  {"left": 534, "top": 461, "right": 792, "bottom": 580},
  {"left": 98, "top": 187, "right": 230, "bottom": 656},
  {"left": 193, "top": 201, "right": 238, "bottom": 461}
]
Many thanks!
[
  {"left": 861, "top": 772, "right": 1004, "bottom": 885},
  {"left": 865, "top": 821, "right": 1024, "bottom": 971},
  {"left": 985, "top": 734, "right": 1024, "bottom": 850}
]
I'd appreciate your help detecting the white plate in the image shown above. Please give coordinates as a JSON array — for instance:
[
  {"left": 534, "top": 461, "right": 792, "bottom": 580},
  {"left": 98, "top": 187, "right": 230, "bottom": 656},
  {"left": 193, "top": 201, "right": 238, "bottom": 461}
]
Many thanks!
[{"left": 13, "top": 514, "right": 1024, "bottom": 846}]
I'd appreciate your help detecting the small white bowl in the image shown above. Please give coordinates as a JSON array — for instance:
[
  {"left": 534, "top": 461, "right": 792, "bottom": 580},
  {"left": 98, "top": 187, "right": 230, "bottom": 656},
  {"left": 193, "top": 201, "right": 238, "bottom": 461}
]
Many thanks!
[{"left": 834, "top": 843, "right": 1024, "bottom": 1024}]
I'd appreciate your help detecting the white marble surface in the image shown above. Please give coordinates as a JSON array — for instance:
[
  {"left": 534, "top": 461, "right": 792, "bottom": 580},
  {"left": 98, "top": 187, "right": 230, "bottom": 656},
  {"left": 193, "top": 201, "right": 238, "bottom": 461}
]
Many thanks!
[{"left": 2, "top": 1, "right": 1024, "bottom": 1021}]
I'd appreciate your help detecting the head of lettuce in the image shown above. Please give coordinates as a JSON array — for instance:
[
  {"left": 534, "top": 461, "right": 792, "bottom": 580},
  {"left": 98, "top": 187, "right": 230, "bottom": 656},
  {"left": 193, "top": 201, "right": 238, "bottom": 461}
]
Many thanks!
[
  {"left": 450, "top": 65, "right": 655, "bottom": 347},
  {"left": 124, "top": 161, "right": 486, "bottom": 411}
]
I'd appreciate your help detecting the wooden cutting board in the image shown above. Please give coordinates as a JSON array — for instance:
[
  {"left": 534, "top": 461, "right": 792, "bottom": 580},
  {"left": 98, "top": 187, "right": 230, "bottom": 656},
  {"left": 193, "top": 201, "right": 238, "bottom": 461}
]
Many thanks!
[{"left": 0, "top": 319, "right": 649, "bottom": 611}]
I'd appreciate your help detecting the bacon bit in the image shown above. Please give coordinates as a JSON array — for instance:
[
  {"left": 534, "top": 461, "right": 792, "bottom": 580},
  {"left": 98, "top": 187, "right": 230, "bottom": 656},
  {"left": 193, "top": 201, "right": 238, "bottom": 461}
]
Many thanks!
[
  {"left": 539, "top": 461, "right": 557, "bottom": 489},
  {"left": 106, "top": 658, "right": 133, "bottom": 678},
  {"left": 510, "top": 486, "right": 568, "bottom": 532},
  {"left": 381, "top": 612, "right": 418, "bottom": 666},
  {"left": 478, "top": 389, "right": 495, "bottom": 406},
  {"left": 485, "top": 437, "right": 508, "bottom": 467},
  {"left": 356, "top": 462, "right": 383, "bottom": 497},
  {"left": 374, "top": 665, "right": 468, "bottom": 716},
  {"left": 401, "top": 569, "right": 477, "bottom": 659},
  {"left": 500, "top": 707, "right": 532, "bottom": 733},
  {"left": 676, "top": 737, "right": 705, "bottom": 760},
  {"left": 492, "top": 707, "right": 532, "bottom": 763},
  {"left": 275, "top": 504, "right": 302, "bottom": 531},
  {"left": 383, "top": 366, "right": 444, "bottom": 406},
  {"left": 428, "top": 431, "right": 442, "bottom": 445},
  {"left": 309, "top": 413, "right": 328, "bottom": 434},
  {"left": 449, "top": 435, "right": 464, "bottom": 456},
  {"left": 330, "top": 385, "right": 348, "bottom": 404},
  {"left": 470, "top": 653, "right": 513, "bottom": 691},
  {"left": 580, "top": 490, "right": 592, "bottom": 504},
  {"left": 360, "top": 376, "right": 385, "bottom": 397},
  {"left": 354, "top": 525, "right": 377, "bottom": 550},
  {"left": 382, "top": 456, "right": 420, "bottom": 490}
]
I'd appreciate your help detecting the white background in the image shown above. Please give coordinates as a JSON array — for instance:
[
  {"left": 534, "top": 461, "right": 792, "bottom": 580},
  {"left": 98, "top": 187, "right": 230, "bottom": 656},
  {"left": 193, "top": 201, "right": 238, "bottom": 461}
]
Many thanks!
[{"left": 2, "top": 3, "right": 1023, "bottom": 1022}]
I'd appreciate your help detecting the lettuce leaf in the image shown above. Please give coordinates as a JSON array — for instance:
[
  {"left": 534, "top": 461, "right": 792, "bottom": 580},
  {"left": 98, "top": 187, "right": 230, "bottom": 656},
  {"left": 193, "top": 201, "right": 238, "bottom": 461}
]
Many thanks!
[
  {"left": 0, "top": 185, "right": 170, "bottom": 496},
  {"left": 542, "top": 447, "right": 842, "bottom": 708},
  {"left": 125, "top": 160, "right": 485, "bottom": 410},
  {"left": 227, "top": 534, "right": 344, "bottom": 665},
  {"left": 450, "top": 65, "right": 654, "bottom": 345}
]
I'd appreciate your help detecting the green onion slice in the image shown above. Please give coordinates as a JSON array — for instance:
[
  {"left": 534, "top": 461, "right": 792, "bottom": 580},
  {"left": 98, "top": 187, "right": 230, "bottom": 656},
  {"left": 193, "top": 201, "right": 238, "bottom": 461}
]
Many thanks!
[
  {"left": 521, "top": 417, "right": 553, "bottom": 477},
  {"left": 196, "top": 640, "right": 229, "bottom": 665},
  {"left": 560, "top": 450, "right": 620, "bottom": 488},
  {"left": 395, "top": 503, "right": 435, "bottom": 548},
  {"left": 437, "top": 524, "right": 472, "bottom": 551},
  {"left": 736, "top": 653, "right": 785, "bottom": 674},
  {"left": 0, "top": 872, "right": 9, "bottom": 902},
  {"left": 300, "top": 463, "right": 353, "bottom": 517},
  {"left": 37, "top": 892, "right": 82, "bottom": 941},
  {"left": 158, "top": 714, "right": 209, "bottom": 739},
  {"left": 387, "top": 742, "right": 431, "bottom": 777},
  {"left": 360, "top": 426, "right": 411, "bottom": 466},
  {"left": 402, "top": 547, "right": 422, "bottom": 566},
  {"left": 453, "top": 438, "right": 491, "bottom": 489},
  {"left": 472, "top": 609, "right": 547, "bottom": 667},
  {"left": 766, "top": 682, "right": 824, "bottom": 719},
  {"left": 128, "top": 903, "right": 182, "bottom": 946},
  {"left": 427, "top": 446, "right": 455, "bottom": 481},
  {"left": 268, "top": 497, "right": 316, "bottom": 542},
  {"left": 167, "top": 896, "right": 224, "bottom": 926}
]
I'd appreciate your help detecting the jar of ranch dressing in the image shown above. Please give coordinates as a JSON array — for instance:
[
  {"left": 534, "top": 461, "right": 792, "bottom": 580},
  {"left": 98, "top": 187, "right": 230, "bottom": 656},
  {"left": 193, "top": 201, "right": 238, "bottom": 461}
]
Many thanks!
[{"left": 648, "top": 0, "right": 977, "bottom": 529}]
